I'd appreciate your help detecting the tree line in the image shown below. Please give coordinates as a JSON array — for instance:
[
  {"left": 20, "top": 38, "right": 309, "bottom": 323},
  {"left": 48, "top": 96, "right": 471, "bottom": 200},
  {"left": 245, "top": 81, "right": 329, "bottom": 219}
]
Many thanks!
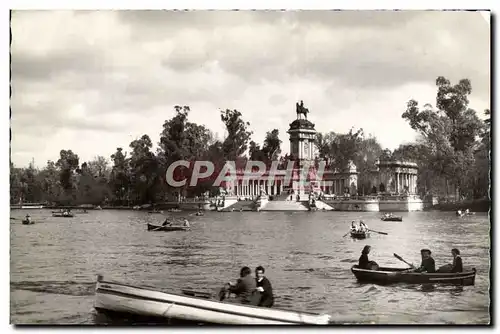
[{"left": 10, "top": 76, "right": 490, "bottom": 206}]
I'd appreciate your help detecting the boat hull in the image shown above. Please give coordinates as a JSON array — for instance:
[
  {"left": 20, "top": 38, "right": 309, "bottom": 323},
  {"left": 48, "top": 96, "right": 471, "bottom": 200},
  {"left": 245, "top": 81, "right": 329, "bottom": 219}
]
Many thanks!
[
  {"left": 52, "top": 213, "right": 75, "bottom": 218},
  {"left": 381, "top": 216, "right": 403, "bottom": 221},
  {"left": 350, "top": 231, "right": 369, "bottom": 239},
  {"left": 94, "top": 276, "right": 331, "bottom": 325},
  {"left": 351, "top": 265, "right": 476, "bottom": 285},
  {"left": 147, "top": 223, "right": 189, "bottom": 232},
  {"left": 21, "top": 220, "right": 35, "bottom": 225}
]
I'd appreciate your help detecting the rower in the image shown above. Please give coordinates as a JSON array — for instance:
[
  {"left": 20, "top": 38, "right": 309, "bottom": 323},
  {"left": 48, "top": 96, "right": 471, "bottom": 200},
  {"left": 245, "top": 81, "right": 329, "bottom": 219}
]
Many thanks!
[
  {"left": 183, "top": 219, "right": 190, "bottom": 228},
  {"left": 351, "top": 221, "right": 357, "bottom": 232},
  {"left": 415, "top": 249, "right": 436, "bottom": 273},
  {"left": 465, "top": 209, "right": 470, "bottom": 215},
  {"left": 25, "top": 214, "right": 31, "bottom": 223},
  {"left": 225, "top": 267, "right": 260, "bottom": 305},
  {"left": 359, "top": 221, "right": 368, "bottom": 232},
  {"left": 162, "top": 218, "right": 172, "bottom": 226}
]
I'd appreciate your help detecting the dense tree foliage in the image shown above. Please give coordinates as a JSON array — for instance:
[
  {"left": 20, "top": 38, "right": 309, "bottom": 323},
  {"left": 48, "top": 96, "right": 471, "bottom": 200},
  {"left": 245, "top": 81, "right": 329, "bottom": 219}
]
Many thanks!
[{"left": 10, "top": 80, "right": 490, "bottom": 206}]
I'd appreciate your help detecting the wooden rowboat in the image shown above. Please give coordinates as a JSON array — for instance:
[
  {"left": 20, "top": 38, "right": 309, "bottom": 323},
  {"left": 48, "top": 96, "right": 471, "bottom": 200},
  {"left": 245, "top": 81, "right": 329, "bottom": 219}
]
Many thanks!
[
  {"left": 381, "top": 216, "right": 403, "bottom": 222},
  {"left": 52, "top": 212, "right": 75, "bottom": 218},
  {"left": 351, "top": 265, "right": 476, "bottom": 285},
  {"left": 22, "top": 219, "right": 35, "bottom": 225},
  {"left": 350, "top": 231, "right": 369, "bottom": 239},
  {"left": 146, "top": 223, "right": 190, "bottom": 232},
  {"left": 94, "top": 275, "right": 331, "bottom": 325}
]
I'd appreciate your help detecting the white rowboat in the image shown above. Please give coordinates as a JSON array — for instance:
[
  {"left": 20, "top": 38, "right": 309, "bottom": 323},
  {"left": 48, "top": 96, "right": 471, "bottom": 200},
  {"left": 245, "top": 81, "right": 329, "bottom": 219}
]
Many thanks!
[{"left": 94, "top": 275, "right": 331, "bottom": 325}]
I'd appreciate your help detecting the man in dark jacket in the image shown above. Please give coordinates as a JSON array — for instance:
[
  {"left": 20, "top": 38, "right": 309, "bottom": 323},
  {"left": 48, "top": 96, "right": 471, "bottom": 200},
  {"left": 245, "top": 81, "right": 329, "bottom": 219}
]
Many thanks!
[
  {"left": 416, "top": 249, "right": 436, "bottom": 273},
  {"left": 255, "top": 266, "right": 274, "bottom": 307},
  {"left": 227, "top": 266, "right": 259, "bottom": 305}
]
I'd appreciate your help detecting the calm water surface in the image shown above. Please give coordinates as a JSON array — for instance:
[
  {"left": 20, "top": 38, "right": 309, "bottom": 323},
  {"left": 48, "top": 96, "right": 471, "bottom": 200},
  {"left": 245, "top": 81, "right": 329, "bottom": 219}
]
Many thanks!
[{"left": 10, "top": 209, "right": 490, "bottom": 324}]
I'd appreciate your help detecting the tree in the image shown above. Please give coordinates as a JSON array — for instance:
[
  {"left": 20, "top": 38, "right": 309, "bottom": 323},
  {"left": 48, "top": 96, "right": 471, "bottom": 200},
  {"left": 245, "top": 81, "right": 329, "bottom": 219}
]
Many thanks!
[
  {"left": 261, "top": 129, "right": 282, "bottom": 162},
  {"left": 220, "top": 109, "right": 253, "bottom": 160},
  {"left": 401, "top": 76, "right": 486, "bottom": 199},
  {"left": 109, "top": 147, "right": 130, "bottom": 205},
  {"left": 129, "top": 134, "right": 159, "bottom": 204}
]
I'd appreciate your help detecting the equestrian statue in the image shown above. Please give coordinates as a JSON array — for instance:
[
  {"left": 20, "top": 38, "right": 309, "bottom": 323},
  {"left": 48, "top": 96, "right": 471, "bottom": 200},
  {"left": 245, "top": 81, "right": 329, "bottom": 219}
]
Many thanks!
[{"left": 296, "top": 100, "right": 309, "bottom": 120}]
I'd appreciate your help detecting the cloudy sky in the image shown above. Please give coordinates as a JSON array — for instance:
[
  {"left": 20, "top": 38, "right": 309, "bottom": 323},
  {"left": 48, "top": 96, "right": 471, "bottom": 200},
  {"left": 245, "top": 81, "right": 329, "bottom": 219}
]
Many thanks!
[{"left": 11, "top": 10, "right": 490, "bottom": 168}]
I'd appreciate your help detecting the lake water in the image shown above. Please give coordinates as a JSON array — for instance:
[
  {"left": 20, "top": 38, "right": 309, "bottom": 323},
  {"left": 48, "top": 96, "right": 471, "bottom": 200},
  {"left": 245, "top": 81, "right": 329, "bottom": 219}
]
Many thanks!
[{"left": 10, "top": 209, "right": 490, "bottom": 324}]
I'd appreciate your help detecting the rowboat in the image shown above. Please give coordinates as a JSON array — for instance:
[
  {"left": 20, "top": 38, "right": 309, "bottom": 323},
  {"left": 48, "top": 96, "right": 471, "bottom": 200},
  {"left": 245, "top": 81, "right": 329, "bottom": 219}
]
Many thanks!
[
  {"left": 381, "top": 216, "right": 403, "bottom": 222},
  {"left": 22, "top": 219, "right": 35, "bottom": 225},
  {"left": 350, "top": 231, "right": 369, "bottom": 239},
  {"left": 94, "top": 275, "right": 331, "bottom": 325},
  {"left": 52, "top": 212, "right": 75, "bottom": 218},
  {"left": 351, "top": 265, "right": 476, "bottom": 285},
  {"left": 146, "top": 223, "right": 190, "bottom": 232}
]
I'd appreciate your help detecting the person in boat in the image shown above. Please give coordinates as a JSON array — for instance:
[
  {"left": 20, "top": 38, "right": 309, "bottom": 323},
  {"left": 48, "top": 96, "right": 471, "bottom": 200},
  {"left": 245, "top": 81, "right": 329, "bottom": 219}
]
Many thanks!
[
  {"left": 451, "top": 248, "right": 463, "bottom": 273},
  {"left": 465, "top": 209, "right": 470, "bottom": 215},
  {"left": 255, "top": 266, "right": 274, "bottom": 307},
  {"left": 183, "top": 219, "right": 190, "bottom": 228},
  {"left": 351, "top": 221, "right": 358, "bottom": 232},
  {"left": 359, "top": 221, "right": 368, "bottom": 232},
  {"left": 226, "top": 266, "right": 260, "bottom": 305},
  {"left": 415, "top": 249, "right": 436, "bottom": 273},
  {"left": 358, "top": 245, "right": 379, "bottom": 270},
  {"left": 25, "top": 214, "right": 31, "bottom": 223},
  {"left": 162, "top": 218, "right": 172, "bottom": 226},
  {"left": 456, "top": 209, "right": 462, "bottom": 216},
  {"left": 358, "top": 245, "right": 371, "bottom": 269}
]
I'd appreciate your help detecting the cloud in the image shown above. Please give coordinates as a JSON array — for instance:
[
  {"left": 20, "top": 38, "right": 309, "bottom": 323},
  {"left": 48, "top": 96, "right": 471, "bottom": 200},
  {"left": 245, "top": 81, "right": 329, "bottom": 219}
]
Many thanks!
[{"left": 10, "top": 10, "right": 490, "bottom": 167}]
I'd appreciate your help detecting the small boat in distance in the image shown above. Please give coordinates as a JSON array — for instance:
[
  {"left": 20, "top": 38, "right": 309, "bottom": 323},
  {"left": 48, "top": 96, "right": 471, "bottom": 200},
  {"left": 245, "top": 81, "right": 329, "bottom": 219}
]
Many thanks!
[
  {"left": 350, "top": 231, "right": 369, "bottom": 239},
  {"left": 94, "top": 275, "right": 331, "bottom": 325},
  {"left": 351, "top": 265, "right": 476, "bottom": 285},
  {"left": 146, "top": 223, "right": 189, "bottom": 232},
  {"left": 22, "top": 219, "right": 35, "bottom": 225},
  {"left": 381, "top": 215, "right": 403, "bottom": 222},
  {"left": 52, "top": 212, "right": 75, "bottom": 218}
]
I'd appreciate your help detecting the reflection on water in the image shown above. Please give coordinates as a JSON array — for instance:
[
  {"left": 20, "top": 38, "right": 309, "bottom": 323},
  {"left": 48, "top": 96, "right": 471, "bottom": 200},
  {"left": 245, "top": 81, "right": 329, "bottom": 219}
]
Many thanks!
[{"left": 10, "top": 209, "right": 490, "bottom": 324}]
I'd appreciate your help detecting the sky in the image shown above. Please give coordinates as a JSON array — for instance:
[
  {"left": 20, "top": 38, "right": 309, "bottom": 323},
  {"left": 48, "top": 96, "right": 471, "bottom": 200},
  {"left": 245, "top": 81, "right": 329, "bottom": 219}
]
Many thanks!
[{"left": 10, "top": 10, "right": 490, "bottom": 168}]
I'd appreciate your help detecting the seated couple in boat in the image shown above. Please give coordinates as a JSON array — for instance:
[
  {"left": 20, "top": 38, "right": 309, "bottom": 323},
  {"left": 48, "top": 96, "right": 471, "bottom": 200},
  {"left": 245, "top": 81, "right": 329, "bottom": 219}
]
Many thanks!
[
  {"left": 220, "top": 266, "right": 274, "bottom": 308},
  {"left": 383, "top": 213, "right": 394, "bottom": 218},
  {"left": 351, "top": 221, "right": 368, "bottom": 233},
  {"left": 410, "top": 248, "right": 463, "bottom": 273}
]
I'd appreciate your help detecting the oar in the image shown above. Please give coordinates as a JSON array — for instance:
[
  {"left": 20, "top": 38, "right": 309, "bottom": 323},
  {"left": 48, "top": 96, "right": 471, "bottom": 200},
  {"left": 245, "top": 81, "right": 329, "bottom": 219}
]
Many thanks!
[
  {"left": 181, "top": 289, "right": 212, "bottom": 299},
  {"left": 367, "top": 229, "right": 388, "bottom": 235},
  {"left": 393, "top": 253, "right": 416, "bottom": 269},
  {"left": 342, "top": 231, "right": 352, "bottom": 238}
]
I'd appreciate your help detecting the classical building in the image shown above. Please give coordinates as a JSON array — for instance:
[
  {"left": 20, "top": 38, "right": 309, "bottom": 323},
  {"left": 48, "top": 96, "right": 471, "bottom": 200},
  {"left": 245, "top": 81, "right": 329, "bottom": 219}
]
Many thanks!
[
  {"left": 229, "top": 101, "right": 358, "bottom": 198},
  {"left": 371, "top": 159, "right": 419, "bottom": 194}
]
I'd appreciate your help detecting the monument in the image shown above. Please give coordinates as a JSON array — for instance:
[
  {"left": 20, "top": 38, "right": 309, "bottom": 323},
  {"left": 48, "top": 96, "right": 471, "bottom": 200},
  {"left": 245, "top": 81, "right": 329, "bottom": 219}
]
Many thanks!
[{"left": 287, "top": 100, "right": 318, "bottom": 200}]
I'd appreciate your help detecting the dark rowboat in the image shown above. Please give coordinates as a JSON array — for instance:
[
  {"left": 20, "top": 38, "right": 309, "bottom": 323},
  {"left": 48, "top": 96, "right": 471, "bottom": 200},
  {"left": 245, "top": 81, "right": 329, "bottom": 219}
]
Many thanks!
[
  {"left": 381, "top": 216, "right": 403, "bottom": 222},
  {"left": 351, "top": 265, "right": 476, "bottom": 285},
  {"left": 52, "top": 212, "right": 75, "bottom": 218},
  {"left": 94, "top": 275, "right": 331, "bottom": 324},
  {"left": 147, "top": 223, "right": 190, "bottom": 232},
  {"left": 22, "top": 219, "right": 35, "bottom": 225},
  {"left": 350, "top": 231, "right": 369, "bottom": 239}
]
